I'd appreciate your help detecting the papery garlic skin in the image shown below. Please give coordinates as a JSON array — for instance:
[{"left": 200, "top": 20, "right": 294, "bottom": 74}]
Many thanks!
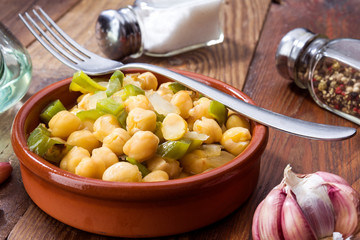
[{"left": 252, "top": 165, "right": 360, "bottom": 240}]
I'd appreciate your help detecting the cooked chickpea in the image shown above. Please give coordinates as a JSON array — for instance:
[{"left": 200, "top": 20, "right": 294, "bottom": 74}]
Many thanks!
[
  {"left": 92, "top": 146, "right": 119, "bottom": 168},
  {"left": 92, "top": 114, "right": 120, "bottom": 141},
  {"left": 161, "top": 113, "right": 188, "bottom": 141},
  {"left": 157, "top": 82, "right": 174, "bottom": 101},
  {"left": 123, "top": 131, "right": 159, "bottom": 162},
  {"left": 81, "top": 120, "right": 94, "bottom": 132},
  {"left": 226, "top": 114, "right": 250, "bottom": 130},
  {"left": 188, "top": 97, "right": 213, "bottom": 128},
  {"left": 60, "top": 146, "right": 90, "bottom": 173},
  {"left": 126, "top": 108, "right": 157, "bottom": 135},
  {"left": 48, "top": 110, "right": 82, "bottom": 139},
  {"left": 124, "top": 95, "right": 153, "bottom": 112},
  {"left": 180, "top": 149, "right": 210, "bottom": 174},
  {"left": 102, "top": 162, "right": 142, "bottom": 182},
  {"left": 193, "top": 117, "right": 222, "bottom": 144},
  {"left": 137, "top": 72, "right": 158, "bottom": 90},
  {"left": 147, "top": 156, "right": 182, "bottom": 179},
  {"left": 142, "top": 170, "right": 169, "bottom": 182},
  {"left": 220, "top": 127, "right": 251, "bottom": 156},
  {"left": 67, "top": 129, "right": 100, "bottom": 152},
  {"left": 170, "top": 90, "right": 193, "bottom": 119},
  {"left": 75, "top": 156, "right": 106, "bottom": 179},
  {"left": 77, "top": 93, "right": 92, "bottom": 110},
  {"left": 102, "top": 128, "right": 130, "bottom": 155}
]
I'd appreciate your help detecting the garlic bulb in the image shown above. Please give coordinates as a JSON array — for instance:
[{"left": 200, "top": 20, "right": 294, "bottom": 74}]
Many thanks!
[{"left": 252, "top": 165, "right": 360, "bottom": 240}]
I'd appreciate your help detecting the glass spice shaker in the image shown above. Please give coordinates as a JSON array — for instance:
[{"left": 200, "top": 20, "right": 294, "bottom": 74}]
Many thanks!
[
  {"left": 276, "top": 28, "right": 360, "bottom": 125},
  {"left": 95, "top": 0, "right": 224, "bottom": 60},
  {"left": 0, "top": 22, "right": 32, "bottom": 113}
]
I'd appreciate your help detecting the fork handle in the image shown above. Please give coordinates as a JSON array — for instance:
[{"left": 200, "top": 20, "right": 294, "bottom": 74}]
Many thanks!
[{"left": 120, "top": 63, "right": 356, "bottom": 140}]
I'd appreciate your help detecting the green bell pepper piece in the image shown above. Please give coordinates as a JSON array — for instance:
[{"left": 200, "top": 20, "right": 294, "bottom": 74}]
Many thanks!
[
  {"left": 157, "top": 140, "right": 191, "bottom": 160},
  {"left": 117, "top": 110, "right": 128, "bottom": 129},
  {"left": 76, "top": 109, "right": 105, "bottom": 121},
  {"left": 209, "top": 100, "right": 228, "bottom": 126},
  {"left": 121, "top": 84, "right": 145, "bottom": 100},
  {"left": 96, "top": 97, "right": 124, "bottom": 116},
  {"left": 156, "top": 112, "right": 166, "bottom": 122},
  {"left": 27, "top": 124, "right": 72, "bottom": 164},
  {"left": 126, "top": 157, "right": 150, "bottom": 177},
  {"left": 69, "top": 81, "right": 87, "bottom": 93},
  {"left": 106, "top": 70, "right": 124, "bottom": 97},
  {"left": 187, "top": 139, "right": 203, "bottom": 153},
  {"left": 40, "top": 99, "right": 66, "bottom": 124},
  {"left": 168, "top": 82, "right": 187, "bottom": 93},
  {"left": 154, "top": 122, "right": 165, "bottom": 143},
  {"left": 71, "top": 71, "right": 106, "bottom": 93}
]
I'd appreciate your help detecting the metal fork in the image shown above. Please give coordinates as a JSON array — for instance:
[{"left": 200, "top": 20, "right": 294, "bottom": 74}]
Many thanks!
[{"left": 19, "top": 8, "right": 357, "bottom": 140}]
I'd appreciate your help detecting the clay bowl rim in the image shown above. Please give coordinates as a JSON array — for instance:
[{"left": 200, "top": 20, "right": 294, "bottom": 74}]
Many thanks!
[{"left": 11, "top": 69, "right": 268, "bottom": 200}]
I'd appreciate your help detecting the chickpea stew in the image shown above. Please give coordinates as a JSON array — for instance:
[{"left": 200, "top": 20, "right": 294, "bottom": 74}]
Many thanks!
[{"left": 27, "top": 71, "right": 252, "bottom": 182}]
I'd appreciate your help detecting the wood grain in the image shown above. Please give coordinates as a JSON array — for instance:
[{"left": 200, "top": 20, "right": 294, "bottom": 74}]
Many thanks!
[{"left": 0, "top": 0, "right": 80, "bottom": 47}]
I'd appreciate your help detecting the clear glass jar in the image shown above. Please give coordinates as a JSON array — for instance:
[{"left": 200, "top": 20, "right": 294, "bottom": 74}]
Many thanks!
[
  {"left": 276, "top": 28, "right": 360, "bottom": 125},
  {"left": 96, "top": 0, "right": 224, "bottom": 60},
  {"left": 0, "top": 22, "right": 32, "bottom": 113}
]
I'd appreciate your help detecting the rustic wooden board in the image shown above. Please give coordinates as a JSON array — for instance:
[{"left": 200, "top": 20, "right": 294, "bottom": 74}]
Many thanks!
[{"left": 0, "top": 0, "right": 80, "bottom": 46}]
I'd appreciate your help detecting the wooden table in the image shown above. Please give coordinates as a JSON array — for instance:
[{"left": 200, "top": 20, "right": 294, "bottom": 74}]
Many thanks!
[{"left": 1, "top": 0, "right": 360, "bottom": 239}]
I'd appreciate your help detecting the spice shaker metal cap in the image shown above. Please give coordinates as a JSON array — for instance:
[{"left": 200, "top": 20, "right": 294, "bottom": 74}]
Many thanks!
[
  {"left": 275, "top": 28, "right": 317, "bottom": 81},
  {"left": 96, "top": 8, "right": 142, "bottom": 60}
]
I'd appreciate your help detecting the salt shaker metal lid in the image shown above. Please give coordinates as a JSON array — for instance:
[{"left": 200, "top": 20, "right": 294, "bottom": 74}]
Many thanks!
[
  {"left": 275, "top": 28, "right": 318, "bottom": 81},
  {"left": 96, "top": 7, "right": 142, "bottom": 60}
]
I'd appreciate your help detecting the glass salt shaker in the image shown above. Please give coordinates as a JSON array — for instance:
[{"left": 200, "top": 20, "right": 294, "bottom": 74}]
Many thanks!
[
  {"left": 276, "top": 28, "right": 360, "bottom": 125},
  {"left": 95, "top": 0, "right": 224, "bottom": 60},
  {"left": 0, "top": 22, "right": 32, "bottom": 113}
]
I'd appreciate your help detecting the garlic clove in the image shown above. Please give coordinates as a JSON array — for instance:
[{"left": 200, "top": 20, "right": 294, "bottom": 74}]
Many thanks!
[
  {"left": 327, "top": 182, "right": 360, "bottom": 237},
  {"left": 316, "top": 171, "right": 352, "bottom": 187},
  {"left": 257, "top": 186, "right": 286, "bottom": 240},
  {"left": 281, "top": 191, "right": 317, "bottom": 240},
  {"left": 252, "top": 200, "right": 263, "bottom": 240},
  {"left": 284, "top": 165, "right": 335, "bottom": 238}
]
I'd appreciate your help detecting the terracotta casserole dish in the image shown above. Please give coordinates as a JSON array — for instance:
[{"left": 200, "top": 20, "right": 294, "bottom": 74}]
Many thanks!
[{"left": 11, "top": 69, "right": 268, "bottom": 237}]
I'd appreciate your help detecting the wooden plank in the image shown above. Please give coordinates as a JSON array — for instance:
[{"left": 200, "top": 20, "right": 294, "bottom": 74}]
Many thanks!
[
  {"left": 5, "top": 0, "right": 271, "bottom": 239},
  {"left": 244, "top": 0, "right": 360, "bottom": 238},
  {"left": 0, "top": 0, "right": 81, "bottom": 47}
]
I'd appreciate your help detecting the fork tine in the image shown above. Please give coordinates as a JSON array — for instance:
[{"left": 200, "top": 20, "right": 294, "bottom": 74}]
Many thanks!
[
  {"left": 32, "top": 8, "right": 87, "bottom": 61},
  {"left": 38, "top": 7, "right": 97, "bottom": 58},
  {"left": 21, "top": 12, "right": 82, "bottom": 64},
  {"left": 19, "top": 13, "right": 79, "bottom": 70}
]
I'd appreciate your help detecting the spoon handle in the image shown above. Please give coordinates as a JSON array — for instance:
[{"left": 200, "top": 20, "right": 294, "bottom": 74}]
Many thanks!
[{"left": 121, "top": 63, "right": 357, "bottom": 140}]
